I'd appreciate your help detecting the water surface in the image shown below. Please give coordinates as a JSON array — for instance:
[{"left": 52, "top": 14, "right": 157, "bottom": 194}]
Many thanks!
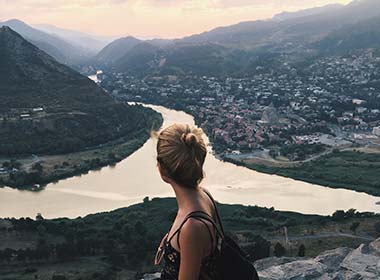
[{"left": 0, "top": 105, "right": 379, "bottom": 218}]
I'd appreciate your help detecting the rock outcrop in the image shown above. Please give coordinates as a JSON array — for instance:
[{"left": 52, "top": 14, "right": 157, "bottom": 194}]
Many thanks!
[
  {"left": 142, "top": 239, "right": 380, "bottom": 280},
  {"left": 256, "top": 238, "right": 380, "bottom": 280}
]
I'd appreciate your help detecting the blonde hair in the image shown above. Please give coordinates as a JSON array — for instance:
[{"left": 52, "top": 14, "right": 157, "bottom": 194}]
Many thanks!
[{"left": 156, "top": 124, "right": 207, "bottom": 188}]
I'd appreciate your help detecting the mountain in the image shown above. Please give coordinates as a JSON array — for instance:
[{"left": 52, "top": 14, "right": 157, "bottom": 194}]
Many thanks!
[
  {"left": 33, "top": 23, "right": 113, "bottom": 54},
  {"left": 147, "top": 38, "right": 174, "bottom": 48},
  {"left": 95, "top": 0, "right": 380, "bottom": 77},
  {"left": 113, "top": 42, "right": 162, "bottom": 74},
  {"left": 272, "top": 4, "right": 344, "bottom": 21},
  {"left": 109, "top": 41, "right": 252, "bottom": 77},
  {"left": 95, "top": 36, "right": 142, "bottom": 66},
  {"left": 182, "top": 0, "right": 380, "bottom": 49},
  {"left": 157, "top": 43, "right": 251, "bottom": 76},
  {"left": 0, "top": 26, "right": 156, "bottom": 155},
  {"left": 0, "top": 19, "right": 88, "bottom": 65},
  {"left": 315, "top": 15, "right": 380, "bottom": 53}
]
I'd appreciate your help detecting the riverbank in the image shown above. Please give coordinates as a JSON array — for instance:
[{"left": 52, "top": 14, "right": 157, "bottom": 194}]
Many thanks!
[
  {"left": 120, "top": 99, "right": 380, "bottom": 198},
  {"left": 225, "top": 149, "right": 380, "bottom": 197},
  {"left": 0, "top": 106, "right": 163, "bottom": 190},
  {"left": 1, "top": 198, "right": 378, "bottom": 280},
  {"left": 1, "top": 104, "right": 379, "bottom": 218}
]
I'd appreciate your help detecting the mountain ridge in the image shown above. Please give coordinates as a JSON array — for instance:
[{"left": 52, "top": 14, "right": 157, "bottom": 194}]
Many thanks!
[
  {"left": 95, "top": 36, "right": 142, "bottom": 66},
  {"left": 0, "top": 26, "right": 156, "bottom": 155},
  {"left": 33, "top": 23, "right": 113, "bottom": 54},
  {"left": 0, "top": 19, "right": 89, "bottom": 65},
  {"left": 95, "top": 0, "right": 380, "bottom": 77}
]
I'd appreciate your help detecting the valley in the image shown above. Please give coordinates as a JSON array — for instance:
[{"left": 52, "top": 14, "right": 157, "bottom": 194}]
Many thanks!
[
  {"left": 100, "top": 49, "right": 380, "bottom": 196},
  {"left": 1, "top": 1, "right": 380, "bottom": 279}
]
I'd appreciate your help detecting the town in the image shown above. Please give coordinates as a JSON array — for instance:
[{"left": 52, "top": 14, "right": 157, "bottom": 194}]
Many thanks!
[{"left": 99, "top": 50, "right": 380, "bottom": 162}]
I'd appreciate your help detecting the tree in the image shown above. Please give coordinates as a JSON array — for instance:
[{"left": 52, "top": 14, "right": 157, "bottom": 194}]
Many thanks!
[
  {"left": 332, "top": 210, "right": 346, "bottom": 221},
  {"left": 31, "top": 162, "right": 43, "bottom": 173},
  {"left": 244, "top": 235, "right": 270, "bottom": 261},
  {"left": 134, "top": 220, "right": 147, "bottom": 236},
  {"left": 3, "top": 160, "right": 21, "bottom": 170},
  {"left": 274, "top": 242, "right": 286, "bottom": 257},
  {"left": 350, "top": 222, "right": 360, "bottom": 234},
  {"left": 298, "top": 244, "right": 306, "bottom": 257},
  {"left": 346, "top": 209, "right": 357, "bottom": 218},
  {"left": 374, "top": 222, "right": 380, "bottom": 237},
  {"left": 36, "top": 213, "right": 44, "bottom": 221},
  {"left": 35, "top": 238, "right": 50, "bottom": 260}
]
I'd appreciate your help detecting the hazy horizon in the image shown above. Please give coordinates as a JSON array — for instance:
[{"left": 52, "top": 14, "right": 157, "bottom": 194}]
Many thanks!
[{"left": 1, "top": 0, "right": 352, "bottom": 39}]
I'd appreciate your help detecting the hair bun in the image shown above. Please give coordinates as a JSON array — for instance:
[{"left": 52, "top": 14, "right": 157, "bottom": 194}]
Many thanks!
[{"left": 183, "top": 133, "right": 198, "bottom": 147}]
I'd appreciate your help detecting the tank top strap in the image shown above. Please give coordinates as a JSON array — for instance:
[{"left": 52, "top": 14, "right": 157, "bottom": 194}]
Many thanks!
[
  {"left": 176, "top": 215, "right": 215, "bottom": 250},
  {"left": 167, "top": 210, "right": 222, "bottom": 247}
]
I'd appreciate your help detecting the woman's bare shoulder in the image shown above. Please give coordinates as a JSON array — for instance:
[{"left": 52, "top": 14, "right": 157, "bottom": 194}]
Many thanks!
[{"left": 180, "top": 217, "right": 211, "bottom": 244}]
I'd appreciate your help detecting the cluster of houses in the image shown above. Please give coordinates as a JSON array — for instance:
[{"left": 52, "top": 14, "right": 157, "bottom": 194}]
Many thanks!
[{"left": 100, "top": 50, "right": 380, "bottom": 159}]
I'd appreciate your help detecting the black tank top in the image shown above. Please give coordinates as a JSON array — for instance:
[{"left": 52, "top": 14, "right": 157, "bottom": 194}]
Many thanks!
[{"left": 160, "top": 191, "right": 220, "bottom": 280}]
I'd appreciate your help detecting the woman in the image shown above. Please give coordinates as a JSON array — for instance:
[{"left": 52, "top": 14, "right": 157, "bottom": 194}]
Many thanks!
[{"left": 155, "top": 124, "right": 219, "bottom": 280}]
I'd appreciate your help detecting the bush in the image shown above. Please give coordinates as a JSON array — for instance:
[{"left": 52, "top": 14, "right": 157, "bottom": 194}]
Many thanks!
[
  {"left": 332, "top": 210, "right": 346, "bottom": 221},
  {"left": 298, "top": 244, "right": 306, "bottom": 257},
  {"left": 350, "top": 222, "right": 360, "bottom": 233},
  {"left": 274, "top": 242, "right": 286, "bottom": 257},
  {"left": 374, "top": 222, "right": 380, "bottom": 237},
  {"left": 244, "top": 235, "right": 270, "bottom": 261}
]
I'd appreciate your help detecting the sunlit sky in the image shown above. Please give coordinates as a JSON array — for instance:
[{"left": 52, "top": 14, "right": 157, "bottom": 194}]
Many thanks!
[{"left": 1, "top": 0, "right": 352, "bottom": 39}]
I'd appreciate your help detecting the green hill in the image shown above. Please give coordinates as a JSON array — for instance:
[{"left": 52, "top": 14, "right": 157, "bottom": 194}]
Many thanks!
[
  {"left": 95, "top": 36, "right": 142, "bottom": 66},
  {"left": 0, "top": 26, "right": 159, "bottom": 156}
]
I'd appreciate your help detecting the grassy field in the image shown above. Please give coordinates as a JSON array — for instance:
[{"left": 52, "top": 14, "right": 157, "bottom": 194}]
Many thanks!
[
  {"left": 227, "top": 150, "right": 380, "bottom": 196},
  {"left": 0, "top": 198, "right": 378, "bottom": 280}
]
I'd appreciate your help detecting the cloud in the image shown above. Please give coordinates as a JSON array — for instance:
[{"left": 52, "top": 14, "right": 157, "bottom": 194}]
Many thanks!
[
  {"left": 0, "top": 0, "right": 350, "bottom": 11},
  {"left": 0, "top": 0, "right": 352, "bottom": 38},
  {"left": 1, "top": 0, "right": 130, "bottom": 9}
]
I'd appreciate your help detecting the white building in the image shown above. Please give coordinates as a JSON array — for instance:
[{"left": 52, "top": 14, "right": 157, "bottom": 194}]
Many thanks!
[{"left": 373, "top": 127, "right": 380, "bottom": 136}]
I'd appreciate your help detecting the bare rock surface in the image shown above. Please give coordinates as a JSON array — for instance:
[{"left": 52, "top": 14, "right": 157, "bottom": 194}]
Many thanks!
[
  {"left": 257, "top": 238, "right": 380, "bottom": 280},
  {"left": 142, "top": 239, "right": 380, "bottom": 280}
]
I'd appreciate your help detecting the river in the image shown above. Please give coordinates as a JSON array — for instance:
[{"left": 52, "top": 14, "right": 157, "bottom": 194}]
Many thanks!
[{"left": 0, "top": 105, "right": 379, "bottom": 218}]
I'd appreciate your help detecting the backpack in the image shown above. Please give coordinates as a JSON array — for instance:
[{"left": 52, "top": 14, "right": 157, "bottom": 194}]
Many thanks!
[{"left": 191, "top": 189, "right": 260, "bottom": 280}]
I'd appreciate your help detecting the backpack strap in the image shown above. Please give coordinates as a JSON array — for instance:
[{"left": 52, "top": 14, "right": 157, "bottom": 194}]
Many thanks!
[
  {"left": 177, "top": 215, "right": 214, "bottom": 251},
  {"left": 202, "top": 188, "right": 226, "bottom": 237},
  {"left": 167, "top": 211, "right": 223, "bottom": 249}
]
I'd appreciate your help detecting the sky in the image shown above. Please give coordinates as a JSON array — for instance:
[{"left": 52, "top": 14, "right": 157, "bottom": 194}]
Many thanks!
[{"left": 1, "top": 0, "right": 353, "bottom": 39}]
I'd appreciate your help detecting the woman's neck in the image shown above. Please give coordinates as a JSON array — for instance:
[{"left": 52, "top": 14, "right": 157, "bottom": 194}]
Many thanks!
[{"left": 171, "top": 183, "right": 201, "bottom": 215}]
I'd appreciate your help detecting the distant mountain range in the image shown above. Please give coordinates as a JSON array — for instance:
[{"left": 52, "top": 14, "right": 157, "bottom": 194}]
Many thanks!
[
  {"left": 0, "top": 26, "right": 154, "bottom": 155},
  {"left": 33, "top": 23, "right": 114, "bottom": 54},
  {"left": 93, "top": 0, "right": 380, "bottom": 77},
  {"left": 3, "top": 0, "right": 380, "bottom": 77},
  {"left": 272, "top": 4, "right": 344, "bottom": 22},
  {"left": 0, "top": 19, "right": 90, "bottom": 66},
  {"left": 183, "top": 0, "right": 380, "bottom": 47}
]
